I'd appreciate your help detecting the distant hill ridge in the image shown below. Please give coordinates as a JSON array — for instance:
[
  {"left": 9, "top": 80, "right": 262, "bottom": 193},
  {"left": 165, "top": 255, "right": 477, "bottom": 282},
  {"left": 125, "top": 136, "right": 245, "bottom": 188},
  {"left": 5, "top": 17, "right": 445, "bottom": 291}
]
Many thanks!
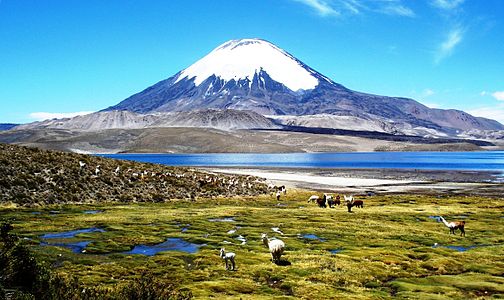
[{"left": 15, "top": 109, "right": 279, "bottom": 132}]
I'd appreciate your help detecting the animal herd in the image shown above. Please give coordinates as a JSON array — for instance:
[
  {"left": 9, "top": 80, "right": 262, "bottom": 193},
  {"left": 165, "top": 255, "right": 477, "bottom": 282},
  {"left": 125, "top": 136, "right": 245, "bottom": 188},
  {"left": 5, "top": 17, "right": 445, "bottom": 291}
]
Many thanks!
[
  {"left": 306, "top": 193, "right": 364, "bottom": 212},
  {"left": 218, "top": 186, "right": 467, "bottom": 271}
]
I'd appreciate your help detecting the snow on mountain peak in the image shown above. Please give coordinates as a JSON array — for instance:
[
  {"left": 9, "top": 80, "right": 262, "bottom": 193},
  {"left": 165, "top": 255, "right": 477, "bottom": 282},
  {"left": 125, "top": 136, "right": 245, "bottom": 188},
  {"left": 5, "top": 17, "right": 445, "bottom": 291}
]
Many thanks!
[{"left": 175, "top": 38, "right": 319, "bottom": 91}]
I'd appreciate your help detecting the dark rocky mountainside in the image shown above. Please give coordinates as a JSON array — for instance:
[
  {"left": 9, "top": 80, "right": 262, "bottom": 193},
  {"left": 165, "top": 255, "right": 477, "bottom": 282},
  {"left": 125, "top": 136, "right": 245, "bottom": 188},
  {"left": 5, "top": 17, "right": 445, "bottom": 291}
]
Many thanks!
[
  {"left": 0, "top": 124, "right": 18, "bottom": 131},
  {"left": 0, "top": 143, "right": 267, "bottom": 206}
]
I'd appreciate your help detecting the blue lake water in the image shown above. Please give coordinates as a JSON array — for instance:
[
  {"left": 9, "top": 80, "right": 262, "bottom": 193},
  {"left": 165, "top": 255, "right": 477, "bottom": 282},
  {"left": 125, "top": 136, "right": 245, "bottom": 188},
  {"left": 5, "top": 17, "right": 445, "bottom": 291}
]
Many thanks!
[{"left": 100, "top": 151, "right": 504, "bottom": 172}]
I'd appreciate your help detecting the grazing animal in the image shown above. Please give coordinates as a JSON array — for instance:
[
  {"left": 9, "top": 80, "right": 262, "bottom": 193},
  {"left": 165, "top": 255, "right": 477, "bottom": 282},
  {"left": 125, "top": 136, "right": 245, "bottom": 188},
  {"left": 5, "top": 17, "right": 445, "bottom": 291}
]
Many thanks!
[
  {"left": 325, "top": 194, "right": 335, "bottom": 208},
  {"left": 308, "top": 195, "right": 319, "bottom": 203},
  {"left": 94, "top": 165, "right": 101, "bottom": 176},
  {"left": 346, "top": 201, "right": 353, "bottom": 213},
  {"left": 78, "top": 161, "right": 86, "bottom": 169},
  {"left": 219, "top": 248, "right": 236, "bottom": 270},
  {"left": 346, "top": 198, "right": 363, "bottom": 212},
  {"left": 279, "top": 185, "right": 287, "bottom": 195},
  {"left": 316, "top": 197, "right": 327, "bottom": 208},
  {"left": 353, "top": 200, "right": 364, "bottom": 208},
  {"left": 343, "top": 195, "right": 353, "bottom": 203},
  {"left": 113, "top": 166, "right": 120, "bottom": 175},
  {"left": 276, "top": 191, "right": 281, "bottom": 201},
  {"left": 271, "top": 227, "right": 284, "bottom": 235},
  {"left": 261, "top": 233, "right": 285, "bottom": 263},
  {"left": 439, "top": 216, "right": 466, "bottom": 236},
  {"left": 335, "top": 195, "right": 341, "bottom": 206}
]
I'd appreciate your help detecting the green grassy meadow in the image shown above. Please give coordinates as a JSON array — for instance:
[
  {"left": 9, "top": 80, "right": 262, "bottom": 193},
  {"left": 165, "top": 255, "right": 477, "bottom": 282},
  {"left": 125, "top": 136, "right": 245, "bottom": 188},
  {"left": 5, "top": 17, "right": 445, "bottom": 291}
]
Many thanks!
[{"left": 2, "top": 190, "right": 504, "bottom": 299}]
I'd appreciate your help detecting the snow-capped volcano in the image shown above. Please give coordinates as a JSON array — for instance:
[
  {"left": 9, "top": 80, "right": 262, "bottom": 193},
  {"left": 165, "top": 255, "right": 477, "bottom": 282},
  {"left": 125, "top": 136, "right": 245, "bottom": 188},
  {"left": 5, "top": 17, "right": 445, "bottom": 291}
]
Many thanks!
[
  {"left": 174, "top": 38, "right": 321, "bottom": 91},
  {"left": 105, "top": 38, "right": 504, "bottom": 133}
]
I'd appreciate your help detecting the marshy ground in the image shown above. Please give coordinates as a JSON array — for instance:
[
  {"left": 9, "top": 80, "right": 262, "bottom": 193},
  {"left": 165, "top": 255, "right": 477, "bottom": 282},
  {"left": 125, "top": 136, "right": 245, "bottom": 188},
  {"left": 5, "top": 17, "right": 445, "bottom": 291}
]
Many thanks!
[{"left": 2, "top": 190, "right": 504, "bottom": 299}]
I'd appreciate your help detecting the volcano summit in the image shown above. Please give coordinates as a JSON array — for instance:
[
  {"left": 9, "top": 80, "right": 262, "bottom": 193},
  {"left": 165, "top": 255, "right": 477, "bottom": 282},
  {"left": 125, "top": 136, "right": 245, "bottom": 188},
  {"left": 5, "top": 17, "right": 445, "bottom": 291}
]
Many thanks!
[{"left": 105, "top": 38, "right": 503, "bottom": 134}]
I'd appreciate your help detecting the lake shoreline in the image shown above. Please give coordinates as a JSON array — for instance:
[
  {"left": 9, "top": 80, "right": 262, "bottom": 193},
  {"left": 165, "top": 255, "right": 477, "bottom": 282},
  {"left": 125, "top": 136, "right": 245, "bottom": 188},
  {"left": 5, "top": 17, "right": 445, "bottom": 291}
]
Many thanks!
[{"left": 203, "top": 166, "right": 504, "bottom": 196}]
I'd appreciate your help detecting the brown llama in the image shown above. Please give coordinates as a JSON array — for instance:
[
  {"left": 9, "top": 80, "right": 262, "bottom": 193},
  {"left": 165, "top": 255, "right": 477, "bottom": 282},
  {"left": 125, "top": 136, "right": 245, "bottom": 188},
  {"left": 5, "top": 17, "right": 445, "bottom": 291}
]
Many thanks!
[
  {"left": 346, "top": 199, "right": 363, "bottom": 212},
  {"left": 439, "top": 216, "right": 466, "bottom": 236},
  {"left": 353, "top": 200, "right": 364, "bottom": 208}
]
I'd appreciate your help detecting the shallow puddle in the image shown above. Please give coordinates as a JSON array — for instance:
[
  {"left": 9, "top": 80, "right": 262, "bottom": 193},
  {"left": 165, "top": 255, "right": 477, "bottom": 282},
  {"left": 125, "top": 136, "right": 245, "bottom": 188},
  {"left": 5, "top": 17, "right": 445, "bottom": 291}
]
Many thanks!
[
  {"left": 329, "top": 249, "right": 343, "bottom": 254},
  {"left": 444, "top": 245, "right": 475, "bottom": 251},
  {"left": 433, "top": 243, "right": 481, "bottom": 252},
  {"left": 208, "top": 217, "right": 235, "bottom": 222},
  {"left": 41, "top": 227, "right": 105, "bottom": 239},
  {"left": 123, "top": 238, "right": 204, "bottom": 256},
  {"left": 299, "top": 234, "right": 325, "bottom": 242},
  {"left": 40, "top": 241, "right": 91, "bottom": 253},
  {"left": 235, "top": 235, "right": 247, "bottom": 244},
  {"left": 428, "top": 216, "right": 442, "bottom": 222},
  {"left": 83, "top": 210, "right": 102, "bottom": 214}
]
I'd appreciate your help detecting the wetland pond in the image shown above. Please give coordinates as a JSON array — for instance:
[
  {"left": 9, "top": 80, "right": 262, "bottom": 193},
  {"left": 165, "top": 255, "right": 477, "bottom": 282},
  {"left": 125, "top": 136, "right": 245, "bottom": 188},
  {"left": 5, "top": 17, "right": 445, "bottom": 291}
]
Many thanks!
[
  {"left": 123, "top": 238, "right": 204, "bottom": 256},
  {"left": 39, "top": 227, "right": 204, "bottom": 255}
]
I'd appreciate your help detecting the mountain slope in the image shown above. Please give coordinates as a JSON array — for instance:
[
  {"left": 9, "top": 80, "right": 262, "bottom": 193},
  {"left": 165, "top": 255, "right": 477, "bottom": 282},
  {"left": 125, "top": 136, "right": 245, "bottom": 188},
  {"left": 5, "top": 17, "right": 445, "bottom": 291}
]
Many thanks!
[
  {"left": 104, "top": 38, "right": 503, "bottom": 133},
  {"left": 15, "top": 109, "right": 279, "bottom": 132}
]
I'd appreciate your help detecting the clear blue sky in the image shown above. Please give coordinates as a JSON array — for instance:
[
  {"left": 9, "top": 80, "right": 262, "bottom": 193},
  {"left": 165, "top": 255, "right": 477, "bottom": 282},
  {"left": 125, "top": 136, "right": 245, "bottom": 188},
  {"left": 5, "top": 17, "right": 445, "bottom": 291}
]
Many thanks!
[{"left": 1, "top": 0, "right": 503, "bottom": 123}]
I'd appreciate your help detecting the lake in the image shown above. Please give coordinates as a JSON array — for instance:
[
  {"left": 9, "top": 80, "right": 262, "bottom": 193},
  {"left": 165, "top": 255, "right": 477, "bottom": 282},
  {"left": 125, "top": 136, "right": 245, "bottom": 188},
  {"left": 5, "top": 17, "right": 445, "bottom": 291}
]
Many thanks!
[{"left": 100, "top": 151, "right": 504, "bottom": 172}]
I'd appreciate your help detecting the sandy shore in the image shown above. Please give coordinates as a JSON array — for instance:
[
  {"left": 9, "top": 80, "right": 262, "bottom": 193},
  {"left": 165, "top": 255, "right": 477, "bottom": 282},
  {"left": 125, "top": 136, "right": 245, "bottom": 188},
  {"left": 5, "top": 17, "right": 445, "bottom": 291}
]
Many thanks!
[{"left": 204, "top": 167, "right": 503, "bottom": 196}]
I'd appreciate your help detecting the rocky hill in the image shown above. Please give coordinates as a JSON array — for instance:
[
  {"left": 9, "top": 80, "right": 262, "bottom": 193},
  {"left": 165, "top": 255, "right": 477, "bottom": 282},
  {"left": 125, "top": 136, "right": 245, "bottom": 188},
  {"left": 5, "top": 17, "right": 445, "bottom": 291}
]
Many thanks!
[{"left": 0, "top": 143, "right": 267, "bottom": 206}]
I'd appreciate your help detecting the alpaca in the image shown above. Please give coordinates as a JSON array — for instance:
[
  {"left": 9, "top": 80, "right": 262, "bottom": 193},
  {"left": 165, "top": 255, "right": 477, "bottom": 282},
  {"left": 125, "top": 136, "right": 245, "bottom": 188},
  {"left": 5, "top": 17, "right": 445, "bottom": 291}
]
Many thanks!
[
  {"left": 316, "top": 197, "right": 327, "bottom": 208},
  {"left": 276, "top": 191, "right": 281, "bottom": 201},
  {"left": 261, "top": 233, "right": 285, "bottom": 263},
  {"left": 219, "top": 248, "right": 236, "bottom": 270},
  {"left": 439, "top": 216, "right": 466, "bottom": 236},
  {"left": 114, "top": 166, "right": 120, "bottom": 175},
  {"left": 343, "top": 195, "right": 353, "bottom": 203},
  {"left": 308, "top": 195, "right": 319, "bottom": 203}
]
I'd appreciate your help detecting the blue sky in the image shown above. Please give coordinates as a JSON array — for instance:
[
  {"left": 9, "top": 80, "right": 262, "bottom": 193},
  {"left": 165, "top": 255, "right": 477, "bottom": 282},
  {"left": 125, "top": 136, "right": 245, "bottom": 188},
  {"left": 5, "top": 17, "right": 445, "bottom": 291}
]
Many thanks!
[{"left": 1, "top": 0, "right": 503, "bottom": 123}]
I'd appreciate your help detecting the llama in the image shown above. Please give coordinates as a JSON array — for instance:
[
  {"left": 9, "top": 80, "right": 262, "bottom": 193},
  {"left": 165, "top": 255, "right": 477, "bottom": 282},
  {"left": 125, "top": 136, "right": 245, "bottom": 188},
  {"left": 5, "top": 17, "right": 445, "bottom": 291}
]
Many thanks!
[
  {"left": 343, "top": 195, "right": 353, "bottom": 203},
  {"left": 353, "top": 200, "right": 364, "bottom": 208},
  {"left": 261, "top": 233, "right": 285, "bottom": 263},
  {"left": 439, "top": 216, "right": 466, "bottom": 236},
  {"left": 325, "top": 194, "right": 335, "bottom": 208},
  {"left": 271, "top": 227, "right": 284, "bottom": 235},
  {"left": 308, "top": 195, "right": 319, "bottom": 203},
  {"left": 276, "top": 191, "right": 281, "bottom": 201},
  {"left": 316, "top": 197, "right": 327, "bottom": 208},
  {"left": 335, "top": 195, "right": 341, "bottom": 206},
  {"left": 113, "top": 166, "right": 120, "bottom": 176},
  {"left": 78, "top": 161, "right": 86, "bottom": 169},
  {"left": 219, "top": 248, "right": 236, "bottom": 270},
  {"left": 94, "top": 165, "right": 101, "bottom": 176},
  {"left": 279, "top": 185, "right": 287, "bottom": 195}
]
